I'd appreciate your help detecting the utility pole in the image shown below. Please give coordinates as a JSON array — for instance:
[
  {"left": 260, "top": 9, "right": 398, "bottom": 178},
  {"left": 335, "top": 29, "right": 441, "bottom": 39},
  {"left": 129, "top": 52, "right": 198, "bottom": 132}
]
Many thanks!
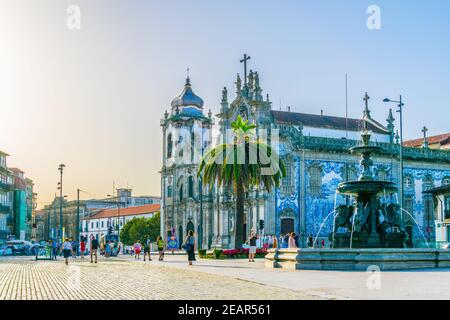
[
  {"left": 53, "top": 193, "right": 57, "bottom": 240},
  {"left": 76, "top": 188, "right": 80, "bottom": 255},
  {"left": 58, "top": 164, "right": 65, "bottom": 243}
]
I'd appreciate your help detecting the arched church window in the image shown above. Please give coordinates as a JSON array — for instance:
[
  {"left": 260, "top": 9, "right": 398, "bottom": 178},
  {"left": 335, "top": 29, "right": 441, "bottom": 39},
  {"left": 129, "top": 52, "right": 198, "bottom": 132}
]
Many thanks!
[
  {"left": 423, "top": 175, "right": 434, "bottom": 191},
  {"left": 191, "top": 131, "right": 195, "bottom": 163},
  {"left": 404, "top": 196, "right": 414, "bottom": 223},
  {"left": 179, "top": 185, "right": 184, "bottom": 201},
  {"left": 281, "top": 163, "right": 294, "bottom": 195},
  {"left": 442, "top": 177, "right": 450, "bottom": 186},
  {"left": 188, "top": 176, "right": 194, "bottom": 198},
  {"left": 404, "top": 176, "right": 413, "bottom": 190},
  {"left": 309, "top": 166, "right": 322, "bottom": 196},
  {"left": 167, "top": 134, "right": 173, "bottom": 158}
]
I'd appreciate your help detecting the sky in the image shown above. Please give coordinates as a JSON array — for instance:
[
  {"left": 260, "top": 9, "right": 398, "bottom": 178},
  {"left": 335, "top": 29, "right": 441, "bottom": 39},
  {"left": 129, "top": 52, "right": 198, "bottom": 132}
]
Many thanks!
[{"left": 1, "top": 0, "right": 449, "bottom": 207}]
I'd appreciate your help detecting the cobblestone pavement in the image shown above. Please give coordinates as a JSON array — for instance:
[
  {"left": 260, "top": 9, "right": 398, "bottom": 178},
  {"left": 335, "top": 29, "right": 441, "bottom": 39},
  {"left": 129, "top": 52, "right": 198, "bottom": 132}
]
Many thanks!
[{"left": 0, "top": 257, "right": 318, "bottom": 300}]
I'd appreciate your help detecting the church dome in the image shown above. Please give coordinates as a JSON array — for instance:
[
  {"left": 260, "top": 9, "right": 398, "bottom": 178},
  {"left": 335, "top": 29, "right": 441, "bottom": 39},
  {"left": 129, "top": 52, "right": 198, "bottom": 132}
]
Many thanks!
[{"left": 171, "top": 77, "right": 204, "bottom": 109}]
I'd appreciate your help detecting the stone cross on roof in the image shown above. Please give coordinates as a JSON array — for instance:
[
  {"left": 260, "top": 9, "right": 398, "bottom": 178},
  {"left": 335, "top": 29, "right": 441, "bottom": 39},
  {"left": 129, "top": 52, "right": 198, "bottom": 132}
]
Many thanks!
[
  {"left": 240, "top": 54, "right": 251, "bottom": 85},
  {"left": 422, "top": 126, "right": 429, "bottom": 148},
  {"left": 363, "top": 92, "right": 371, "bottom": 118}
]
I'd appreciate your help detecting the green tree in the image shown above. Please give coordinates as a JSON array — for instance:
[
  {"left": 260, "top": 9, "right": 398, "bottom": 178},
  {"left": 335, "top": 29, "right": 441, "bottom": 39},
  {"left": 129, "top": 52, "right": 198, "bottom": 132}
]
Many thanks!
[
  {"left": 198, "top": 116, "right": 285, "bottom": 249},
  {"left": 120, "top": 212, "right": 160, "bottom": 245}
]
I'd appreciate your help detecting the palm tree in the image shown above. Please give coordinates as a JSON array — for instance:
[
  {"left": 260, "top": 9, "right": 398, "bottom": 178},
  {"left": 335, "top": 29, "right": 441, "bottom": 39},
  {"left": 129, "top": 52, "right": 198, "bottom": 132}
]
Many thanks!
[{"left": 198, "top": 116, "right": 285, "bottom": 249}]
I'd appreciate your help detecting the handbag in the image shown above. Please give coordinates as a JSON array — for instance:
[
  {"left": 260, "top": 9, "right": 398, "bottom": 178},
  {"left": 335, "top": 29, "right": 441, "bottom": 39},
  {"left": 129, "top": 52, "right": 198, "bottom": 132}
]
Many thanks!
[{"left": 182, "top": 243, "right": 190, "bottom": 251}]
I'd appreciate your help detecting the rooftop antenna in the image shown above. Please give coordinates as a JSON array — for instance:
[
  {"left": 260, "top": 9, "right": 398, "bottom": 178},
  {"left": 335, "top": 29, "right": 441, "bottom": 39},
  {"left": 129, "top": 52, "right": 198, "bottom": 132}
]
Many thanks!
[{"left": 279, "top": 98, "right": 282, "bottom": 111}]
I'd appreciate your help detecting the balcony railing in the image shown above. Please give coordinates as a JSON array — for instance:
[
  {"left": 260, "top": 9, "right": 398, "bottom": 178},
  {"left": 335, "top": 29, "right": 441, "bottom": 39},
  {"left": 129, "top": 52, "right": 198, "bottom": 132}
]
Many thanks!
[
  {"left": 0, "top": 182, "right": 11, "bottom": 192},
  {"left": 0, "top": 204, "right": 10, "bottom": 214}
]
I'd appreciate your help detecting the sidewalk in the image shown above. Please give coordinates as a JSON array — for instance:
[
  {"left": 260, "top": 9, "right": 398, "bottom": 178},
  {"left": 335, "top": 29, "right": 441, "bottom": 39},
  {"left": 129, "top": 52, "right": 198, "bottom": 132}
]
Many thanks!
[{"left": 120, "top": 253, "right": 450, "bottom": 300}]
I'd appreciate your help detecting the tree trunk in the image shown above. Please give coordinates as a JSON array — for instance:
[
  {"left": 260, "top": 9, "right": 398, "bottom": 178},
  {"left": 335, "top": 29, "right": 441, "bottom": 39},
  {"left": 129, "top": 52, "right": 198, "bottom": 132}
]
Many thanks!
[{"left": 235, "top": 183, "right": 245, "bottom": 249}]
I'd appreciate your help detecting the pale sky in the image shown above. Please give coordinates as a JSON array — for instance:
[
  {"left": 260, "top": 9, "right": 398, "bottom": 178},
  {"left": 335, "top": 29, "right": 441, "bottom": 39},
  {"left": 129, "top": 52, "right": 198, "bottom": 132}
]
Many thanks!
[{"left": 1, "top": 0, "right": 449, "bottom": 207}]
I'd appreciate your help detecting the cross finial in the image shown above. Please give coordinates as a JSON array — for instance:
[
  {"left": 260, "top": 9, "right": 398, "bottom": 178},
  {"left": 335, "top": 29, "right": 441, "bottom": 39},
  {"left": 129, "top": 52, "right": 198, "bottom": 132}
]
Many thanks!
[
  {"left": 363, "top": 92, "right": 371, "bottom": 118},
  {"left": 422, "top": 126, "right": 429, "bottom": 148},
  {"left": 185, "top": 67, "right": 190, "bottom": 85},
  {"left": 240, "top": 54, "right": 251, "bottom": 85},
  {"left": 422, "top": 126, "right": 428, "bottom": 135}
]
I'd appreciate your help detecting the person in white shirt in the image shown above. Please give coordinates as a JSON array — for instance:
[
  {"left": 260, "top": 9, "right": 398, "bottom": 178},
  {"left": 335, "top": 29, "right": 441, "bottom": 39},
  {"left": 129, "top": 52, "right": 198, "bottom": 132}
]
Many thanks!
[{"left": 60, "top": 238, "right": 73, "bottom": 265}]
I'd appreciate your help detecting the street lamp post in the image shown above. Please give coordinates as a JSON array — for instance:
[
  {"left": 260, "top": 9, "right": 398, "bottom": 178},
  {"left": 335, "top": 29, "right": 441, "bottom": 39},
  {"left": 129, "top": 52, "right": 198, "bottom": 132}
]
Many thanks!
[
  {"left": 76, "top": 188, "right": 80, "bottom": 255},
  {"left": 383, "top": 96, "right": 404, "bottom": 229},
  {"left": 57, "top": 164, "right": 65, "bottom": 243}
]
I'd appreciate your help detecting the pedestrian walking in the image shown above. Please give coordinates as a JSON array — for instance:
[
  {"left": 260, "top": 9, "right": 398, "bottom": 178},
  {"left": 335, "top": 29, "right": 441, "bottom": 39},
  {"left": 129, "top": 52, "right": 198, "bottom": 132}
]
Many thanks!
[
  {"left": 71, "top": 238, "right": 77, "bottom": 258},
  {"left": 90, "top": 234, "right": 99, "bottom": 264},
  {"left": 283, "top": 233, "right": 290, "bottom": 248},
  {"left": 80, "top": 237, "right": 86, "bottom": 259},
  {"left": 184, "top": 230, "right": 196, "bottom": 266},
  {"left": 273, "top": 235, "right": 278, "bottom": 249},
  {"left": 52, "top": 238, "right": 58, "bottom": 260},
  {"left": 288, "top": 232, "right": 297, "bottom": 249},
  {"left": 61, "top": 238, "right": 73, "bottom": 266},
  {"left": 321, "top": 239, "right": 325, "bottom": 248},
  {"left": 307, "top": 234, "right": 314, "bottom": 248},
  {"left": 143, "top": 236, "right": 152, "bottom": 262},
  {"left": 247, "top": 232, "right": 258, "bottom": 262},
  {"left": 157, "top": 236, "right": 165, "bottom": 261},
  {"left": 134, "top": 241, "right": 142, "bottom": 260},
  {"left": 294, "top": 233, "right": 300, "bottom": 248}
]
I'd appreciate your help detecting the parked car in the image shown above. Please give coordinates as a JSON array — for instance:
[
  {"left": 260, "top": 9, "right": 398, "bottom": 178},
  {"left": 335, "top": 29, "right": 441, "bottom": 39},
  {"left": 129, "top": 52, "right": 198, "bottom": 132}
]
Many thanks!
[
  {"left": 6, "top": 240, "right": 34, "bottom": 256},
  {"left": 0, "top": 245, "right": 13, "bottom": 256},
  {"left": 443, "top": 243, "right": 450, "bottom": 249}
]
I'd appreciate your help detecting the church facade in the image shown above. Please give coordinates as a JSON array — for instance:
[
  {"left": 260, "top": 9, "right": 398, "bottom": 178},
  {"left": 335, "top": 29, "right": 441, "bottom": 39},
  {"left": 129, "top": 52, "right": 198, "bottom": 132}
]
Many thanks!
[{"left": 160, "top": 65, "right": 450, "bottom": 249}]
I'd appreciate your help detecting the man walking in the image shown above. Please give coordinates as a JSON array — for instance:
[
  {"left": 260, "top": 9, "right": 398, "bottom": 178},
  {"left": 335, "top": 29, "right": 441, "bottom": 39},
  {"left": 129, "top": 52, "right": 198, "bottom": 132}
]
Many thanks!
[
  {"left": 52, "top": 238, "right": 58, "bottom": 260},
  {"left": 90, "top": 234, "right": 99, "bottom": 264}
]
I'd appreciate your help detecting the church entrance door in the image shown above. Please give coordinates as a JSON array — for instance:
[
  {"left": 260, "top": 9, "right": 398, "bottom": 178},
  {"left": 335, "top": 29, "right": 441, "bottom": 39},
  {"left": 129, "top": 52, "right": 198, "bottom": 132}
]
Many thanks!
[
  {"left": 281, "top": 218, "right": 294, "bottom": 235},
  {"left": 187, "top": 221, "right": 195, "bottom": 236}
]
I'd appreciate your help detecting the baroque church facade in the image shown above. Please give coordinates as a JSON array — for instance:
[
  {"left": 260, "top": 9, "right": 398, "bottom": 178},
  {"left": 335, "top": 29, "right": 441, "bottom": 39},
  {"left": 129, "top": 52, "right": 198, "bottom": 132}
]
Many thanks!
[{"left": 160, "top": 64, "right": 450, "bottom": 249}]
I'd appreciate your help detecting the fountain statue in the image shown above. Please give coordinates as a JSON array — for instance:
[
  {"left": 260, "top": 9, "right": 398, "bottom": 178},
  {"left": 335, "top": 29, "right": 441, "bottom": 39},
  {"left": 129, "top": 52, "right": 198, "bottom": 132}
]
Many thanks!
[{"left": 332, "top": 114, "right": 406, "bottom": 248}]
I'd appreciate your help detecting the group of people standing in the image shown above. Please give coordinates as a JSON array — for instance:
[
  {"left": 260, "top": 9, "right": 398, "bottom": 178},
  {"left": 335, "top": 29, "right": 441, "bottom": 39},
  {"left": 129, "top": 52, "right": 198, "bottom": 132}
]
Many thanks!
[
  {"left": 58, "top": 235, "right": 99, "bottom": 265},
  {"left": 129, "top": 231, "right": 197, "bottom": 266},
  {"left": 278, "top": 233, "right": 326, "bottom": 249}
]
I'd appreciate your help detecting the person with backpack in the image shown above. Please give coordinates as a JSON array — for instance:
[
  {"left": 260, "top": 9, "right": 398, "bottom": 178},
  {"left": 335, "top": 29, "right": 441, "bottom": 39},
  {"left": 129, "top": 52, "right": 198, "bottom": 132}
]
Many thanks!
[
  {"left": 90, "top": 234, "right": 99, "bottom": 264},
  {"left": 184, "top": 230, "right": 196, "bottom": 266},
  {"left": 157, "top": 236, "right": 165, "bottom": 261},
  {"left": 143, "top": 236, "right": 152, "bottom": 262}
]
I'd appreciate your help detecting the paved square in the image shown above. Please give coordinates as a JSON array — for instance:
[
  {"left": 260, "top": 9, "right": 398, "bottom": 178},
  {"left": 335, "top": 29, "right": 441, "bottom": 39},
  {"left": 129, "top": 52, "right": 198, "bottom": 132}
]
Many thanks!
[
  {"left": 2, "top": 254, "right": 450, "bottom": 300},
  {"left": 0, "top": 255, "right": 315, "bottom": 300}
]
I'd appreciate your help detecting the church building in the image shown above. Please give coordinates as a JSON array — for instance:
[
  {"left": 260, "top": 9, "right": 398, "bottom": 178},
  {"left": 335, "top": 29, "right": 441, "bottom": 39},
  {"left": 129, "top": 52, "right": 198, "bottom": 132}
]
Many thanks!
[{"left": 160, "top": 59, "right": 450, "bottom": 249}]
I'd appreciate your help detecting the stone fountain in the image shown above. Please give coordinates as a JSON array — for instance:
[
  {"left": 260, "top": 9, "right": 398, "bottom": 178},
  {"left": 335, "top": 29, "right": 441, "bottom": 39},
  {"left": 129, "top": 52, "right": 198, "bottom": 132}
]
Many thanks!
[
  {"left": 332, "top": 118, "right": 406, "bottom": 248},
  {"left": 265, "top": 99, "right": 450, "bottom": 270}
]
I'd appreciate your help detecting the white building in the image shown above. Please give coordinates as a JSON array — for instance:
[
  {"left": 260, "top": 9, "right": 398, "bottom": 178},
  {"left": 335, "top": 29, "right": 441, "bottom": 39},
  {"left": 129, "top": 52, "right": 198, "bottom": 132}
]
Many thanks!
[
  {"left": 80, "top": 203, "right": 160, "bottom": 246},
  {"left": 425, "top": 185, "right": 450, "bottom": 247}
]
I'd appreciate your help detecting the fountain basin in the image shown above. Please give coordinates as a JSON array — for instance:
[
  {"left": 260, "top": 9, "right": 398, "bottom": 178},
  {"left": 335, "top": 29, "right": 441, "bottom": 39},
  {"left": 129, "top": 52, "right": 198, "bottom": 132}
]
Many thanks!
[
  {"left": 265, "top": 248, "right": 450, "bottom": 271},
  {"left": 337, "top": 181, "right": 397, "bottom": 195}
]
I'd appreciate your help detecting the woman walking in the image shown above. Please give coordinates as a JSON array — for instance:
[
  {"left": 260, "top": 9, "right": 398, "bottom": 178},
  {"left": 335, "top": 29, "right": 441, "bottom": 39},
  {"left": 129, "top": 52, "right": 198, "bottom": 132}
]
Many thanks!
[
  {"left": 288, "top": 232, "right": 297, "bottom": 249},
  {"left": 80, "top": 237, "right": 86, "bottom": 259},
  {"left": 184, "top": 231, "right": 196, "bottom": 266},
  {"left": 61, "top": 238, "right": 73, "bottom": 266},
  {"left": 157, "top": 236, "right": 165, "bottom": 261},
  {"left": 134, "top": 241, "right": 142, "bottom": 260}
]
